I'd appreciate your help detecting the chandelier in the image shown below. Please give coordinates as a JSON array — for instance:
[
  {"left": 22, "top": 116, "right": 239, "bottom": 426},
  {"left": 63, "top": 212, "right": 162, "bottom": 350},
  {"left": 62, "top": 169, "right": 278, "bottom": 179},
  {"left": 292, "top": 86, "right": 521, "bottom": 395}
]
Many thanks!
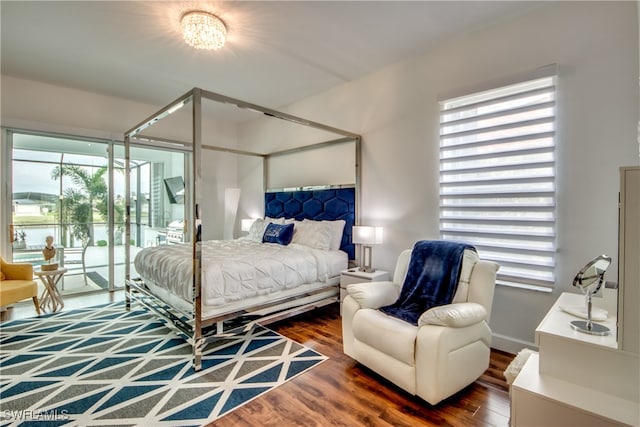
[{"left": 181, "top": 11, "right": 227, "bottom": 50}]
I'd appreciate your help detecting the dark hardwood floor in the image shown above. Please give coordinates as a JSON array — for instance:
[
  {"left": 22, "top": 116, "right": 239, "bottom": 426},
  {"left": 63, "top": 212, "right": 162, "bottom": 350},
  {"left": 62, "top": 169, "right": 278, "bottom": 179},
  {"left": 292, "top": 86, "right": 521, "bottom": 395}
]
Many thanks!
[
  {"left": 1, "top": 291, "right": 515, "bottom": 426},
  {"left": 219, "top": 304, "right": 514, "bottom": 427}
]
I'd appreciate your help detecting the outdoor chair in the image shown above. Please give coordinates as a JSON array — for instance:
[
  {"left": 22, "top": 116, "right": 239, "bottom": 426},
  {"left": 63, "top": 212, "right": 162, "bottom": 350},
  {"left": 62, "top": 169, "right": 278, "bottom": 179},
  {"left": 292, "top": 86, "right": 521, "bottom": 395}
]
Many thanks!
[{"left": 63, "top": 237, "right": 90, "bottom": 288}]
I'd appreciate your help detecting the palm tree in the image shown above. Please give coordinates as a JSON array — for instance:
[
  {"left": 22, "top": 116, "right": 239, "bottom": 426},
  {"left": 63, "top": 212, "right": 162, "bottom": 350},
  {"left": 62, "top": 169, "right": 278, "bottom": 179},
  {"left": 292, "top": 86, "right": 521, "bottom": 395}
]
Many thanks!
[
  {"left": 57, "top": 189, "right": 85, "bottom": 248},
  {"left": 52, "top": 163, "right": 128, "bottom": 248},
  {"left": 51, "top": 165, "right": 107, "bottom": 247}
]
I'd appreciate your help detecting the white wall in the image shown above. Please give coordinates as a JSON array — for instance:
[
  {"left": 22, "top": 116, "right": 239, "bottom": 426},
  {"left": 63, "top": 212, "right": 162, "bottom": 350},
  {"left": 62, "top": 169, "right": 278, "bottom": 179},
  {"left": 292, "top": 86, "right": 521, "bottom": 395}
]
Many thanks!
[
  {"left": 0, "top": 76, "right": 238, "bottom": 145},
  {"left": 237, "top": 1, "right": 640, "bottom": 351},
  {"left": 0, "top": 76, "right": 240, "bottom": 244},
  {"left": 266, "top": 143, "right": 355, "bottom": 190},
  {"left": 236, "top": 155, "right": 265, "bottom": 232},
  {"left": 1, "top": 76, "right": 158, "bottom": 140},
  {"left": 235, "top": 108, "right": 358, "bottom": 221},
  {"left": 200, "top": 149, "right": 239, "bottom": 240}
]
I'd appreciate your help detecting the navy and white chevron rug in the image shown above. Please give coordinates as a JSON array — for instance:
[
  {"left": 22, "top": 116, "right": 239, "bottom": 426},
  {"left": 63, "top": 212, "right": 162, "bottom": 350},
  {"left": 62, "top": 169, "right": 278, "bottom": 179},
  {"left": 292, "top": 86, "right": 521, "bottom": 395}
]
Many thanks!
[{"left": 0, "top": 301, "right": 326, "bottom": 426}]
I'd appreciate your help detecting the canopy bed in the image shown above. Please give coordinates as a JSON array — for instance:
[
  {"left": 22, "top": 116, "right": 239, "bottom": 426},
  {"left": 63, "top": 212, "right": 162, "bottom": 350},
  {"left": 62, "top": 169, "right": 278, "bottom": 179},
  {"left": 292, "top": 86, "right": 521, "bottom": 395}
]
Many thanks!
[{"left": 124, "top": 88, "right": 361, "bottom": 370}]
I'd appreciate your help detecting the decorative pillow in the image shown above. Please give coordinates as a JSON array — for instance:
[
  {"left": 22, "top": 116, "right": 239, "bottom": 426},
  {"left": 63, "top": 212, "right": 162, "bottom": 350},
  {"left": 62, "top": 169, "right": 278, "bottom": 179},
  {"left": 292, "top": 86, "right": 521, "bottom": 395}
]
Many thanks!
[
  {"left": 262, "top": 223, "right": 294, "bottom": 245},
  {"left": 291, "top": 220, "right": 333, "bottom": 250},
  {"left": 247, "top": 218, "right": 270, "bottom": 242}
]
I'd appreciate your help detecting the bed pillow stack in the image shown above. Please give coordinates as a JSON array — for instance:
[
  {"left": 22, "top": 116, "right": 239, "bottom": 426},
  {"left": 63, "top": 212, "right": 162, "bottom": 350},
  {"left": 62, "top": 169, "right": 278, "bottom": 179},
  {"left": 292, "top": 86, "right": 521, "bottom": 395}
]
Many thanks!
[
  {"left": 246, "top": 218, "right": 295, "bottom": 246},
  {"left": 247, "top": 217, "right": 346, "bottom": 251}
]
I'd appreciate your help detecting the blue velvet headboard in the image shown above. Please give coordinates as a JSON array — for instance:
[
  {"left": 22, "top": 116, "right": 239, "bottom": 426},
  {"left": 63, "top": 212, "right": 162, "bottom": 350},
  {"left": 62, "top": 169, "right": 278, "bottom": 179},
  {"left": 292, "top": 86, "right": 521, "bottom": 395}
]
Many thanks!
[{"left": 264, "top": 187, "right": 355, "bottom": 260}]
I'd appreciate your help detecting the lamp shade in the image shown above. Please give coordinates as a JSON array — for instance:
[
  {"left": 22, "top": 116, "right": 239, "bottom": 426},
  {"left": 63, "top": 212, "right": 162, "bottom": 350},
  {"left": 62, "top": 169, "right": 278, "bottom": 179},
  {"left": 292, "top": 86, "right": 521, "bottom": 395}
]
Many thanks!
[
  {"left": 352, "top": 226, "right": 383, "bottom": 245},
  {"left": 241, "top": 218, "right": 257, "bottom": 232}
]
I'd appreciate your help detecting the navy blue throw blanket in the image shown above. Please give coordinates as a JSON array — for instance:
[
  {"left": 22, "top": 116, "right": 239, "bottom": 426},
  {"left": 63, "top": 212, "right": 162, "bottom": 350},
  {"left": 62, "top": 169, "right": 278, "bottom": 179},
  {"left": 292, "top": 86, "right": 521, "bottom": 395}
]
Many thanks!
[{"left": 380, "top": 240, "right": 476, "bottom": 325}]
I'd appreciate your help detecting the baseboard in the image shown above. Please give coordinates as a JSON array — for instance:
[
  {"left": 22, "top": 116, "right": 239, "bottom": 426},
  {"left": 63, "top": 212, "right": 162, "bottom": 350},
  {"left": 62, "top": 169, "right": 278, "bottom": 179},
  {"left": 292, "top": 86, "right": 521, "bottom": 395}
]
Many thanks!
[{"left": 491, "top": 332, "right": 537, "bottom": 355}]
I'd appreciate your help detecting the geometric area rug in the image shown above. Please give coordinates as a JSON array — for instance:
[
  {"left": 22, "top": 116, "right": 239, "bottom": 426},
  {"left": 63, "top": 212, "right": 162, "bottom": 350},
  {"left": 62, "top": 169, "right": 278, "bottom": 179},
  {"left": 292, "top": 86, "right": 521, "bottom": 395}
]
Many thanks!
[{"left": 0, "top": 301, "right": 327, "bottom": 426}]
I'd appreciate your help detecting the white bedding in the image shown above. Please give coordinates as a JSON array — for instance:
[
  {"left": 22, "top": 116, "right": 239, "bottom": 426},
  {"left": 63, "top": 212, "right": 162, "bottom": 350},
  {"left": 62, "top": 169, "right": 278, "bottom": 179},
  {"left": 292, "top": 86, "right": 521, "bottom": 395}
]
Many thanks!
[{"left": 133, "top": 238, "right": 347, "bottom": 307}]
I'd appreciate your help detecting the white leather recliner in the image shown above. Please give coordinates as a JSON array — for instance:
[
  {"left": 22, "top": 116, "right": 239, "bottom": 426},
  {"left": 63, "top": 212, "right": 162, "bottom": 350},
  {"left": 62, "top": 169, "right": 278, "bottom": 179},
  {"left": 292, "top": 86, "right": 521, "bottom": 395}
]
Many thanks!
[{"left": 342, "top": 248, "right": 499, "bottom": 405}]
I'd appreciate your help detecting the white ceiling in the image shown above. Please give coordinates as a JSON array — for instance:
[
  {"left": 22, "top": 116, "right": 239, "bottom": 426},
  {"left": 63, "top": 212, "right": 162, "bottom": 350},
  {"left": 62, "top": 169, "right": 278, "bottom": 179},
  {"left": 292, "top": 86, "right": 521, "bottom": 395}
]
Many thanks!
[{"left": 1, "top": 1, "right": 540, "bottom": 112}]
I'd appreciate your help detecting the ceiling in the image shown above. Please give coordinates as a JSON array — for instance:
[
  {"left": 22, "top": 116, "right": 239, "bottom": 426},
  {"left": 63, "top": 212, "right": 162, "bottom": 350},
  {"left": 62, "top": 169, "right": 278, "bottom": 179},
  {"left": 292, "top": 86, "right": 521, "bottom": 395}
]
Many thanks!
[{"left": 1, "top": 1, "right": 540, "bottom": 113}]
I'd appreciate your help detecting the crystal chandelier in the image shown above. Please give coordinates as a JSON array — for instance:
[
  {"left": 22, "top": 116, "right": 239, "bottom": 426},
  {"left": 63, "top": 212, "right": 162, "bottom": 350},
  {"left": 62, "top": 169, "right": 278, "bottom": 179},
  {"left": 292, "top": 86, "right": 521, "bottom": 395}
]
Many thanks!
[{"left": 181, "top": 11, "right": 227, "bottom": 50}]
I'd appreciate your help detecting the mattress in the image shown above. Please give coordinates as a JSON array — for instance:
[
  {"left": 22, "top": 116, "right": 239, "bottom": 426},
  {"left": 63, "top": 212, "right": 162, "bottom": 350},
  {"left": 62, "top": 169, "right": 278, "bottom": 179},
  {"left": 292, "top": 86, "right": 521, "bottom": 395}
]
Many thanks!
[{"left": 133, "top": 238, "right": 347, "bottom": 308}]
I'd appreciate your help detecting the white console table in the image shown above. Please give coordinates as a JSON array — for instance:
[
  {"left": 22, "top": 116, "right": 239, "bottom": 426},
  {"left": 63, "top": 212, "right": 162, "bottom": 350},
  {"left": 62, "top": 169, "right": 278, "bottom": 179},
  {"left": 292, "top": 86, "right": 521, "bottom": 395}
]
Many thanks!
[{"left": 510, "top": 292, "right": 640, "bottom": 426}]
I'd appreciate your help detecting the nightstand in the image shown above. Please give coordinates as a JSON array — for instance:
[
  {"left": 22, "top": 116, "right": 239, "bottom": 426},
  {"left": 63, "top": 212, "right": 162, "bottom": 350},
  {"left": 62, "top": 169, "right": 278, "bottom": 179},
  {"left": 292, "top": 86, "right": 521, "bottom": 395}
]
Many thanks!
[{"left": 340, "top": 269, "right": 389, "bottom": 312}]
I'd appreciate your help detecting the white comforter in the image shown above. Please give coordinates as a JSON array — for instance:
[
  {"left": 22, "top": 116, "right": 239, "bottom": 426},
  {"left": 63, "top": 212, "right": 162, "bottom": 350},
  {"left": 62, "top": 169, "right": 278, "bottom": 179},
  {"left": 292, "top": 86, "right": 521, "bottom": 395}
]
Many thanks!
[{"left": 133, "top": 239, "right": 346, "bottom": 307}]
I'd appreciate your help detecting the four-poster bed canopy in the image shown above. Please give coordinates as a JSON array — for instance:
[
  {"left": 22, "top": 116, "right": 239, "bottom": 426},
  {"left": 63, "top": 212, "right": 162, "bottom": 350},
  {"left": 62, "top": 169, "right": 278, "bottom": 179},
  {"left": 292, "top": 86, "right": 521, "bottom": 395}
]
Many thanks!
[{"left": 124, "top": 88, "right": 361, "bottom": 370}]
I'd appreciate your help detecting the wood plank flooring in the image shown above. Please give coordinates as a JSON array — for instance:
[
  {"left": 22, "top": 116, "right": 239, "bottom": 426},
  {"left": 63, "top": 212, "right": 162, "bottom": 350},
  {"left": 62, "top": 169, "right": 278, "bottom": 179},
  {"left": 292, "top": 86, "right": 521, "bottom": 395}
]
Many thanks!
[
  {"left": 1, "top": 291, "right": 515, "bottom": 426},
  {"left": 220, "top": 304, "right": 514, "bottom": 427}
]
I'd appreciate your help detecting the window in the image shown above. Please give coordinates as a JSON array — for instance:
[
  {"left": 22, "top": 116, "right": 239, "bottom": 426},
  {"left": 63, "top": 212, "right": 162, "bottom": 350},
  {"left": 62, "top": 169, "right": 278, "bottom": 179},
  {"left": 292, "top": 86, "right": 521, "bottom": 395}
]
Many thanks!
[{"left": 439, "top": 71, "right": 556, "bottom": 290}]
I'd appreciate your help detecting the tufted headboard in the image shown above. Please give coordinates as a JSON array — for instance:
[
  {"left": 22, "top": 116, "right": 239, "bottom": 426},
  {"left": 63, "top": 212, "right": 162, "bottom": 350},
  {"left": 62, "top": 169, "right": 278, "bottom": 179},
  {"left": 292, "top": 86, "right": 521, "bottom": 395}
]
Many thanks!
[{"left": 264, "top": 187, "right": 355, "bottom": 260}]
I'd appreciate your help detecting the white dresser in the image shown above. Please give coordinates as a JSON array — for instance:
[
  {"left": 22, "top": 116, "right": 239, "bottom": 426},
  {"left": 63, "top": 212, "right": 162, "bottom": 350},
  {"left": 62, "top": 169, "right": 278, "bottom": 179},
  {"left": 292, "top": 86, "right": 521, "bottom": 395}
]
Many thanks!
[
  {"left": 618, "top": 166, "right": 640, "bottom": 354},
  {"left": 510, "top": 292, "right": 640, "bottom": 426},
  {"left": 510, "top": 166, "right": 640, "bottom": 426}
]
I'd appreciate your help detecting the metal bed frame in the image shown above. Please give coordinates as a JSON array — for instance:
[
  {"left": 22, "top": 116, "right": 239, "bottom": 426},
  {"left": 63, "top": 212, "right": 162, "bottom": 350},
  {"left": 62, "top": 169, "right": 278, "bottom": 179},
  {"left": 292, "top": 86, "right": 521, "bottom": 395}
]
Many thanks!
[{"left": 124, "top": 88, "right": 361, "bottom": 370}]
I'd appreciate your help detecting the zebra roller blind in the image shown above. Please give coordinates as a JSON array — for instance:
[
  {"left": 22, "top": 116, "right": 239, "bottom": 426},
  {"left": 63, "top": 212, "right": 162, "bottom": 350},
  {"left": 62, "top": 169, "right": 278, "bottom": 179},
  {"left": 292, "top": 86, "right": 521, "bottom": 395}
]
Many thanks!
[{"left": 439, "top": 72, "right": 557, "bottom": 290}]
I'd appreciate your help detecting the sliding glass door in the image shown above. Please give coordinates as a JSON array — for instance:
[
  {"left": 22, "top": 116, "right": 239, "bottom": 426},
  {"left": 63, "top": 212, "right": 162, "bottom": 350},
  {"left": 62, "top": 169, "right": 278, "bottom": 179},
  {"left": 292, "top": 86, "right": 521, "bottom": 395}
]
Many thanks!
[
  {"left": 127, "top": 144, "right": 187, "bottom": 250},
  {"left": 112, "top": 145, "right": 181, "bottom": 287},
  {"left": 9, "top": 132, "right": 116, "bottom": 294},
  {"left": 3, "top": 130, "right": 188, "bottom": 296}
]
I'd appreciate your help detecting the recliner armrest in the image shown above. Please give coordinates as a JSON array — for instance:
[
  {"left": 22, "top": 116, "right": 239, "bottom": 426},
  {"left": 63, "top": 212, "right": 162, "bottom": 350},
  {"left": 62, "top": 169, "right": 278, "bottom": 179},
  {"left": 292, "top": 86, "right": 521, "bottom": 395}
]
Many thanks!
[
  {"left": 418, "top": 302, "right": 487, "bottom": 328},
  {"left": 347, "top": 281, "right": 400, "bottom": 309}
]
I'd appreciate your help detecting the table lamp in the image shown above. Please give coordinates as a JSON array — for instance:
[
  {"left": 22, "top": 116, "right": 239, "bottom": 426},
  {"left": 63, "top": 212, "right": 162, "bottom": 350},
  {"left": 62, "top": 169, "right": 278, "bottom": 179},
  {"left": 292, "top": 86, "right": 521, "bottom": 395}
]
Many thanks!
[
  {"left": 241, "top": 218, "right": 257, "bottom": 234},
  {"left": 352, "top": 226, "right": 383, "bottom": 273}
]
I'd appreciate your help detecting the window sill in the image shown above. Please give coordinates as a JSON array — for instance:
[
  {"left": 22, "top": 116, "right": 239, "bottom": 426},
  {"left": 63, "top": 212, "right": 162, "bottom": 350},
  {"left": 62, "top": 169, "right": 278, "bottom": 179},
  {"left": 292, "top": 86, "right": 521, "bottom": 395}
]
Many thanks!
[{"left": 496, "top": 280, "right": 553, "bottom": 293}]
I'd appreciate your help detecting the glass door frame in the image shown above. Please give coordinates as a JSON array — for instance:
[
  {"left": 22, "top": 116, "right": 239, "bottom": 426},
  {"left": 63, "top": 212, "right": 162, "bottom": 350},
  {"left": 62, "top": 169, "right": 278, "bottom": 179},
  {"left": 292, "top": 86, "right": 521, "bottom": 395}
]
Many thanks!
[{"left": 1, "top": 128, "right": 125, "bottom": 292}]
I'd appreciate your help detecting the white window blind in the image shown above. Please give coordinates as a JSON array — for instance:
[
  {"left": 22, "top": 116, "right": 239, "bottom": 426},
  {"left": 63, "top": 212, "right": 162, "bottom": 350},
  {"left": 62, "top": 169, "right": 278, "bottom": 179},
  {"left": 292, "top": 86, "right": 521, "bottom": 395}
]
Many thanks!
[{"left": 439, "top": 75, "right": 557, "bottom": 289}]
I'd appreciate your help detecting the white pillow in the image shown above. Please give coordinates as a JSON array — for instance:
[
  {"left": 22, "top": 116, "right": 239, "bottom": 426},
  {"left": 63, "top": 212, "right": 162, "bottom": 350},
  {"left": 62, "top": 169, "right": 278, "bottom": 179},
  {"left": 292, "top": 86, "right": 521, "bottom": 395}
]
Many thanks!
[
  {"left": 303, "top": 219, "right": 345, "bottom": 251},
  {"left": 289, "top": 220, "right": 304, "bottom": 242},
  {"left": 325, "top": 220, "right": 346, "bottom": 250},
  {"left": 265, "top": 216, "right": 285, "bottom": 224},
  {"left": 247, "top": 218, "right": 269, "bottom": 242},
  {"left": 291, "top": 220, "right": 332, "bottom": 250}
]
